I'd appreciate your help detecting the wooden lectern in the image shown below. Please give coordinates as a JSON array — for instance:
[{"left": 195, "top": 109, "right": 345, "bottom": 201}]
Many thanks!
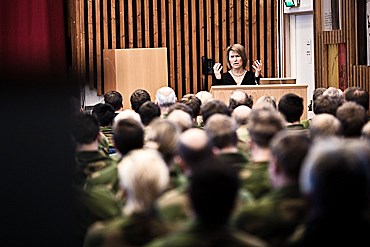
[
  {"left": 210, "top": 84, "right": 308, "bottom": 120},
  {"left": 103, "top": 48, "right": 168, "bottom": 109}
]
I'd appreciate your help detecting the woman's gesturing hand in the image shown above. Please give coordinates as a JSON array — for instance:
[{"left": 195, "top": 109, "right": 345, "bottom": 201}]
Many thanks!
[
  {"left": 252, "top": 60, "right": 262, "bottom": 77},
  {"left": 213, "top": 63, "right": 223, "bottom": 79}
]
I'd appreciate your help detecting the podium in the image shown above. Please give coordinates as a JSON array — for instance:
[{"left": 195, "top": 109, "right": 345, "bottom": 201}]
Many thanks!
[
  {"left": 103, "top": 48, "right": 168, "bottom": 109},
  {"left": 210, "top": 84, "right": 308, "bottom": 120}
]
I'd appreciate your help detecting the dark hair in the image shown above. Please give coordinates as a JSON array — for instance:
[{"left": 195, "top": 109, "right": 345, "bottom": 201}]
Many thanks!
[
  {"left": 72, "top": 112, "right": 100, "bottom": 144},
  {"left": 228, "top": 91, "right": 253, "bottom": 110},
  {"left": 92, "top": 103, "right": 116, "bottom": 126},
  {"left": 179, "top": 94, "right": 202, "bottom": 118},
  {"left": 190, "top": 162, "right": 240, "bottom": 226},
  {"left": 278, "top": 93, "right": 304, "bottom": 123},
  {"left": 104, "top": 90, "right": 123, "bottom": 111},
  {"left": 113, "top": 118, "right": 144, "bottom": 156},
  {"left": 336, "top": 102, "right": 368, "bottom": 137},
  {"left": 201, "top": 100, "right": 231, "bottom": 124},
  {"left": 168, "top": 102, "right": 194, "bottom": 118},
  {"left": 138, "top": 101, "right": 161, "bottom": 126},
  {"left": 344, "top": 87, "right": 369, "bottom": 112},
  {"left": 130, "top": 89, "right": 151, "bottom": 113},
  {"left": 313, "top": 95, "right": 341, "bottom": 115}
]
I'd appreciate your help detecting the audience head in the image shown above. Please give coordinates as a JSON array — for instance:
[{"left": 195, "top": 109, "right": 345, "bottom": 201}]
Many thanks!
[
  {"left": 201, "top": 100, "right": 231, "bottom": 124},
  {"left": 248, "top": 108, "right": 285, "bottom": 148},
  {"left": 168, "top": 102, "right": 194, "bottom": 118},
  {"left": 179, "top": 94, "right": 202, "bottom": 119},
  {"left": 177, "top": 128, "right": 213, "bottom": 173},
  {"left": 323, "top": 87, "right": 344, "bottom": 104},
  {"left": 104, "top": 90, "right": 123, "bottom": 111},
  {"left": 71, "top": 112, "right": 100, "bottom": 145},
  {"left": 278, "top": 93, "right": 304, "bottom": 123},
  {"left": 336, "top": 101, "right": 368, "bottom": 137},
  {"left": 205, "top": 114, "right": 238, "bottom": 150},
  {"left": 155, "top": 86, "right": 177, "bottom": 108},
  {"left": 312, "top": 87, "right": 326, "bottom": 102},
  {"left": 226, "top": 44, "right": 247, "bottom": 69},
  {"left": 361, "top": 121, "right": 370, "bottom": 141},
  {"left": 309, "top": 113, "right": 342, "bottom": 140},
  {"left": 300, "top": 138, "right": 370, "bottom": 215},
  {"left": 195, "top": 91, "right": 214, "bottom": 105},
  {"left": 228, "top": 90, "right": 253, "bottom": 110},
  {"left": 130, "top": 89, "right": 151, "bottom": 113},
  {"left": 254, "top": 95, "right": 277, "bottom": 110},
  {"left": 113, "top": 118, "right": 144, "bottom": 156},
  {"left": 269, "top": 131, "right": 311, "bottom": 187},
  {"left": 145, "top": 118, "right": 180, "bottom": 166},
  {"left": 313, "top": 94, "right": 341, "bottom": 115},
  {"left": 138, "top": 101, "right": 161, "bottom": 126},
  {"left": 118, "top": 149, "right": 169, "bottom": 215},
  {"left": 232, "top": 105, "right": 252, "bottom": 126},
  {"left": 167, "top": 109, "right": 193, "bottom": 132},
  {"left": 190, "top": 162, "right": 240, "bottom": 226},
  {"left": 92, "top": 103, "right": 116, "bottom": 127},
  {"left": 344, "top": 86, "right": 369, "bottom": 112},
  {"left": 113, "top": 109, "right": 142, "bottom": 129}
]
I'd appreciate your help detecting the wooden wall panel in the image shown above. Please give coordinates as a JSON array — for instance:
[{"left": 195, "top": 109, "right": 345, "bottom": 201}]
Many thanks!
[{"left": 69, "top": 0, "right": 279, "bottom": 101}]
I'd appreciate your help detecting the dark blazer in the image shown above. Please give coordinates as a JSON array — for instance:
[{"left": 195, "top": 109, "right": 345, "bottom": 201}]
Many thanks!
[{"left": 213, "top": 71, "right": 260, "bottom": 86}]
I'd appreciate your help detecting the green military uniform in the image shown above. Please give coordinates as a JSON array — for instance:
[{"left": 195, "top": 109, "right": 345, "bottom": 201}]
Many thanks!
[
  {"left": 300, "top": 118, "right": 312, "bottom": 129},
  {"left": 83, "top": 210, "right": 171, "bottom": 247},
  {"left": 145, "top": 221, "right": 267, "bottom": 247},
  {"left": 239, "top": 161, "right": 271, "bottom": 200},
  {"left": 98, "top": 132, "right": 110, "bottom": 157},
  {"left": 236, "top": 125, "right": 252, "bottom": 159},
  {"left": 233, "top": 184, "right": 307, "bottom": 246},
  {"left": 100, "top": 126, "right": 115, "bottom": 154}
]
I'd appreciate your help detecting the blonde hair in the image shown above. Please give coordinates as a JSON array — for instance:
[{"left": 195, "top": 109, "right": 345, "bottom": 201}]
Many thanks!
[
  {"left": 118, "top": 149, "right": 169, "bottom": 215},
  {"left": 226, "top": 44, "right": 247, "bottom": 69}
]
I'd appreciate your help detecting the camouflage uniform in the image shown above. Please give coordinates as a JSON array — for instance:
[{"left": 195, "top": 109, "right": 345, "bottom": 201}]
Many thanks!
[
  {"left": 100, "top": 126, "right": 115, "bottom": 154},
  {"left": 98, "top": 132, "right": 110, "bottom": 157},
  {"left": 240, "top": 161, "right": 271, "bottom": 200},
  {"left": 233, "top": 184, "right": 307, "bottom": 246},
  {"left": 145, "top": 221, "right": 267, "bottom": 247},
  {"left": 83, "top": 210, "right": 171, "bottom": 247}
]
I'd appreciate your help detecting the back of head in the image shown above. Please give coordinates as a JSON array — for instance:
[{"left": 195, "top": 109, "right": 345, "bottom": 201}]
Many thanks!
[
  {"left": 130, "top": 89, "right": 151, "bottom": 113},
  {"left": 145, "top": 118, "right": 180, "bottom": 165},
  {"left": 138, "top": 101, "right": 161, "bottom": 126},
  {"left": 190, "top": 162, "right": 240, "bottom": 226},
  {"left": 312, "top": 87, "right": 326, "bottom": 101},
  {"left": 178, "top": 128, "right": 213, "bottom": 171},
  {"left": 255, "top": 95, "right": 277, "bottom": 110},
  {"left": 179, "top": 94, "right": 202, "bottom": 118},
  {"left": 229, "top": 90, "right": 253, "bottom": 110},
  {"left": 300, "top": 138, "right": 370, "bottom": 215},
  {"left": 104, "top": 90, "right": 123, "bottom": 111},
  {"left": 205, "top": 114, "right": 238, "bottom": 149},
  {"left": 248, "top": 108, "right": 285, "bottom": 148},
  {"left": 92, "top": 103, "right": 116, "bottom": 126},
  {"left": 155, "top": 86, "right": 177, "bottom": 107},
  {"left": 195, "top": 90, "right": 214, "bottom": 105},
  {"left": 278, "top": 93, "right": 304, "bottom": 123},
  {"left": 72, "top": 112, "right": 100, "bottom": 144},
  {"left": 344, "top": 86, "right": 369, "bottom": 112},
  {"left": 119, "top": 149, "right": 169, "bottom": 215},
  {"left": 309, "top": 113, "right": 342, "bottom": 140},
  {"left": 201, "top": 99, "right": 231, "bottom": 124},
  {"left": 113, "top": 109, "right": 142, "bottom": 129},
  {"left": 270, "top": 131, "right": 311, "bottom": 181},
  {"left": 168, "top": 102, "right": 194, "bottom": 118},
  {"left": 336, "top": 101, "right": 368, "bottom": 137},
  {"left": 167, "top": 109, "right": 193, "bottom": 132},
  {"left": 313, "top": 95, "right": 341, "bottom": 115},
  {"left": 232, "top": 105, "right": 252, "bottom": 126},
  {"left": 361, "top": 121, "right": 370, "bottom": 141},
  {"left": 323, "top": 87, "right": 344, "bottom": 104},
  {"left": 113, "top": 118, "right": 144, "bottom": 156}
]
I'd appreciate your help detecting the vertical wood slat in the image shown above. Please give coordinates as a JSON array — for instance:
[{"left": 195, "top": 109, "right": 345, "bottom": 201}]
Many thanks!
[
  {"left": 70, "top": 0, "right": 78, "bottom": 78},
  {"left": 96, "top": 0, "right": 102, "bottom": 93},
  {"left": 70, "top": 0, "right": 280, "bottom": 98}
]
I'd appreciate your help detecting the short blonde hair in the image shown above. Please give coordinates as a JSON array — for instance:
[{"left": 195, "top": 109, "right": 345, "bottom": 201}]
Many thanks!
[
  {"left": 119, "top": 149, "right": 169, "bottom": 215},
  {"left": 226, "top": 44, "right": 247, "bottom": 69}
]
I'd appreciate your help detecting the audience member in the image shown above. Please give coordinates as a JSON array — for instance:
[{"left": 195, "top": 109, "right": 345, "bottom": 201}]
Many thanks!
[
  {"left": 113, "top": 109, "right": 142, "bottom": 129},
  {"left": 83, "top": 149, "right": 171, "bottom": 247},
  {"left": 168, "top": 102, "right": 194, "bottom": 118},
  {"left": 92, "top": 103, "right": 116, "bottom": 154},
  {"left": 289, "top": 138, "right": 370, "bottom": 246},
  {"left": 323, "top": 86, "right": 344, "bottom": 104},
  {"left": 179, "top": 94, "right": 202, "bottom": 123},
  {"left": 201, "top": 99, "right": 231, "bottom": 125},
  {"left": 344, "top": 86, "right": 369, "bottom": 114},
  {"left": 309, "top": 113, "right": 342, "bottom": 140},
  {"left": 138, "top": 101, "right": 161, "bottom": 126},
  {"left": 167, "top": 109, "right": 193, "bottom": 132},
  {"left": 254, "top": 95, "right": 277, "bottom": 110},
  {"left": 301, "top": 87, "right": 326, "bottom": 129},
  {"left": 278, "top": 93, "right": 305, "bottom": 131},
  {"left": 229, "top": 90, "right": 254, "bottom": 110},
  {"left": 336, "top": 101, "right": 368, "bottom": 138},
  {"left": 130, "top": 88, "right": 151, "bottom": 113},
  {"left": 361, "top": 121, "right": 370, "bottom": 141},
  {"left": 312, "top": 94, "right": 341, "bottom": 116},
  {"left": 232, "top": 105, "right": 252, "bottom": 156},
  {"left": 234, "top": 131, "right": 310, "bottom": 246},
  {"left": 155, "top": 86, "right": 177, "bottom": 117},
  {"left": 148, "top": 163, "right": 268, "bottom": 247},
  {"left": 104, "top": 90, "right": 123, "bottom": 113}
]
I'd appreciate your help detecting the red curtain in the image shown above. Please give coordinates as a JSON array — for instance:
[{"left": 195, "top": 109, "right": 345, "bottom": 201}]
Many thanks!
[{"left": 0, "top": 0, "right": 67, "bottom": 77}]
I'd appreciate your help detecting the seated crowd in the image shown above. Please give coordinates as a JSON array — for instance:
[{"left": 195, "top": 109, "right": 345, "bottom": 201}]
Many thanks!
[{"left": 71, "top": 86, "right": 370, "bottom": 247}]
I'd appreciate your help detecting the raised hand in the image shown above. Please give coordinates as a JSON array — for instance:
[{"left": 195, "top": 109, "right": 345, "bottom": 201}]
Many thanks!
[
  {"left": 252, "top": 60, "right": 262, "bottom": 77},
  {"left": 213, "top": 63, "right": 223, "bottom": 79}
]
